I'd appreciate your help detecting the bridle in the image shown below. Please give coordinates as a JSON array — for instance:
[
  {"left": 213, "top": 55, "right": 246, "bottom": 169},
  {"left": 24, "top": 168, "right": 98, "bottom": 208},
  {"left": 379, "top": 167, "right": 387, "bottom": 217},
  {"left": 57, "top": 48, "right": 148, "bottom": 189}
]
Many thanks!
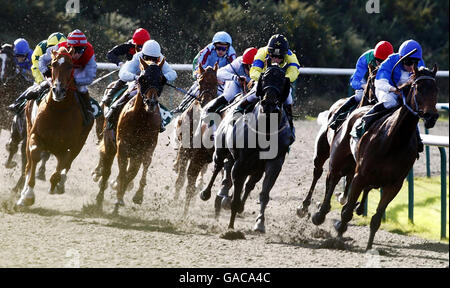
[{"left": 402, "top": 75, "right": 436, "bottom": 118}]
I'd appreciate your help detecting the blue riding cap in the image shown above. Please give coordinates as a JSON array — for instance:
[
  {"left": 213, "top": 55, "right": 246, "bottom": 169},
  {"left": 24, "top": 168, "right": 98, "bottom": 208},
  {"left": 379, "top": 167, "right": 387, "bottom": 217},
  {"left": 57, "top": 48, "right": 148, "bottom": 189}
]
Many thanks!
[
  {"left": 212, "top": 31, "right": 232, "bottom": 45},
  {"left": 13, "top": 38, "right": 30, "bottom": 56},
  {"left": 399, "top": 39, "right": 422, "bottom": 59}
]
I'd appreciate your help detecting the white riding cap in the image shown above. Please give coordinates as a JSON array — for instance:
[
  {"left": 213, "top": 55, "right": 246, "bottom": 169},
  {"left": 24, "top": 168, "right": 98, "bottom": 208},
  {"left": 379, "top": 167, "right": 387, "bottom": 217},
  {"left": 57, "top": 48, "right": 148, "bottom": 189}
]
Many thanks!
[{"left": 142, "top": 40, "right": 161, "bottom": 58}]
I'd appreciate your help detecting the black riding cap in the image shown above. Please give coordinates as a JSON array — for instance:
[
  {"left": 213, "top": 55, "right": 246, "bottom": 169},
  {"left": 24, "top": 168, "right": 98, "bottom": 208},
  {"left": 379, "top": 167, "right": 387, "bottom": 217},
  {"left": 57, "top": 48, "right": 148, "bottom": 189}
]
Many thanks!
[{"left": 267, "top": 34, "right": 289, "bottom": 57}]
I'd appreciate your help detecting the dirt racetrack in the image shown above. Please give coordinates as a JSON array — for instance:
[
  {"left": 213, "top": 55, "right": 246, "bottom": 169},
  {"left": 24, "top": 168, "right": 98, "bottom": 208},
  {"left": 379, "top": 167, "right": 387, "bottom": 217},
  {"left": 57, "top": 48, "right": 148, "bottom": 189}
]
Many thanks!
[{"left": 0, "top": 117, "right": 448, "bottom": 268}]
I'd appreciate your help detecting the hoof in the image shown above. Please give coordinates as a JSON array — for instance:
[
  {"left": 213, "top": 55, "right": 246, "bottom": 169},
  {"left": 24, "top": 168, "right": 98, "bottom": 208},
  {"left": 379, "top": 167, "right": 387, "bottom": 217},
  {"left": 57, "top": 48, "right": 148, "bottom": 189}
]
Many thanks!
[
  {"left": 36, "top": 169, "right": 46, "bottom": 181},
  {"left": 337, "top": 193, "right": 347, "bottom": 205},
  {"left": 16, "top": 196, "right": 35, "bottom": 207},
  {"left": 5, "top": 161, "right": 17, "bottom": 169},
  {"left": 333, "top": 220, "right": 347, "bottom": 237},
  {"left": 48, "top": 187, "right": 56, "bottom": 195},
  {"left": 199, "top": 189, "right": 211, "bottom": 201},
  {"left": 296, "top": 205, "right": 309, "bottom": 218},
  {"left": 312, "top": 212, "right": 326, "bottom": 226},
  {"left": 115, "top": 199, "right": 125, "bottom": 207},
  {"left": 92, "top": 172, "right": 101, "bottom": 183},
  {"left": 221, "top": 196, "right": 231, "bottom": 210},
  {"left": 56, "top": 184, "right": 65, "bottom": 195},
  {"left": 253, "top": 218, "right": 266, "bottom": 233},
  {"left": 132, "top": 193, "right": 143, "bottom": 205}
]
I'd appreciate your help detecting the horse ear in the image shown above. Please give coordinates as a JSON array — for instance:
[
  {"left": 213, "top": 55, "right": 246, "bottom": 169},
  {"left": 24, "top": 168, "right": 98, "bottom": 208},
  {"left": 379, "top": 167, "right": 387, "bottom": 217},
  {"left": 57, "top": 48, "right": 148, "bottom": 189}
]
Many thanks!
[
  {"left": 213, "top": 62, "right": 219, "bottom": 72},
  {"left": 432, "top": 64, "right": 438, "bottom": 77},
  {"left": 51, "top": 49, "right": 58, "bottom": 59},
  {"left": 266, "top": 57, "right": 272, "bottom": 67},
  {"left": 139, "top": 56, "right": 149, "bottom": 71}
]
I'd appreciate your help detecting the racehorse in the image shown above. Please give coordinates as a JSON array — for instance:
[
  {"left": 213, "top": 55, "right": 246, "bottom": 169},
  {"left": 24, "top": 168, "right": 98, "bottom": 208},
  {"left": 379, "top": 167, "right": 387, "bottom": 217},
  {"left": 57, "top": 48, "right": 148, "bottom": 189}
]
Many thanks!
[
  {"left": 201, "top": 65, "right": 292, "bottom": 232},
  {"left": 173, "top": 63, "right": 218, "bottom": 215},
  {"left": 16, "top": 46, "right": 94, "bottom": 206},
  {"left": 297, "top": 66, "right": 379, "bottom": 218},
  {"left": 0, "top": 43, "right": 33, "bottom": 132},
  {"left": 94, "top": 58, "right": 165, "bottom": 214},
  {"left": 321, "top": 64, "right": 439, "bottom": 250}
]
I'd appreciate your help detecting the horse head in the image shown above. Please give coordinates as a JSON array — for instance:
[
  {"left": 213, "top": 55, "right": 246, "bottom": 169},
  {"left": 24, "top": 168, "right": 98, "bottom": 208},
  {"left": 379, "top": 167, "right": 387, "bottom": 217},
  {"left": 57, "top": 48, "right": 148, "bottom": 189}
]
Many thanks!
[
  {"left": 258, "top": 65, "right": 290, "bottom": 115},
  {"left": 138, "top": 57, "right": 165, "bottom": 113},
  {"left": 197, "top": 63, "right": 218, "bottom": 107},
  {"left": 404, "top": 64, "right": 439, "bottom": 129},
  {"left": 0, "top": 43, "right": 17, "bottom": 83},
  {"left": 50, "top": 47, "right": 74, "bottom": 102}
]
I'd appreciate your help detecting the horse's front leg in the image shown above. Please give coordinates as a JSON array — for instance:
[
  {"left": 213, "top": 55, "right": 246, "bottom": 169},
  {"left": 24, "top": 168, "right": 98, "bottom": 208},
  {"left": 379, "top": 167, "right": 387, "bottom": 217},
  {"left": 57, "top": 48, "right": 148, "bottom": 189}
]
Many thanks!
[
  {"left": 254, "top": 155, "right": 285, "bottom": 233},
  {"left": 228, "top": 159, "right": 247, "bottom": 230},
  {"left": 183, "top": 158, "right": 204, "bottom": 216},
  {"left": 132, "top": 145, "right": 156, "bottom": 205},
  {"left": 36, "top": 151, "right": 50, "bottom": 181},
  {"left": 16, "top": 135, "right": 42, "bottom": 206},
  {"left": 49, "top": 151, "right": 71, "bottom": 195}
]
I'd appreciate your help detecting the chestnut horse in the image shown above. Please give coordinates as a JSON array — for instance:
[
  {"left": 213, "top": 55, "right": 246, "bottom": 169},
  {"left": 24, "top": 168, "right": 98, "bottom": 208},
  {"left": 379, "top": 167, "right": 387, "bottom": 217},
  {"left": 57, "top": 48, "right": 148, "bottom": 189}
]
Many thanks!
[
  {"left": 318, "top": 65, "right": 439, "bottom": 250},
  {"left": 94, "top": 58, "right": 165, "bottom": 214},
  {"left": 173, "top": 63, "right": 218, "bottom": 215},
  {"left": 297, "top": 67, "right": 379, "bottom": 218},
  {"left": 17, "top": 46, "right": 94, "bottom": 206}
]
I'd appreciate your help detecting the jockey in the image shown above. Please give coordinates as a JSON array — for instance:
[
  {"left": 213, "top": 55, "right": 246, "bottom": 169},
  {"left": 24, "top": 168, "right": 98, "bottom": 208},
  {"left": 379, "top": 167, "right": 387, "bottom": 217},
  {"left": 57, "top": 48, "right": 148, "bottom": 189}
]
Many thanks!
[
  {"left": 203, "top": 47, "right": 258, "bottom": 116},
  {"left": 39, "top": 29, "right": 98, "bottom": 125},
  {"left": 234, "top": 34, "right": 300, "bottom": 135},
  {"left": 353, "top": 39, "right": 426, "bottom": 152},
  {"left": 105, "top": 39, "right": 177, "bottom": 132},
  {"left": 13, "top": 38, "right": 33, "bottom": 80},
  {"left": 173, "top": 31, "right": 236, "bottom": 113},
  {"left": 7, "top": 33, "right": 66, "bottom": 113},
  {"left": 102, "top": 28, "right": 151, "bottom": 107},
  {"left": 328, "top": 40, "right": 394, "bottom": 130}
]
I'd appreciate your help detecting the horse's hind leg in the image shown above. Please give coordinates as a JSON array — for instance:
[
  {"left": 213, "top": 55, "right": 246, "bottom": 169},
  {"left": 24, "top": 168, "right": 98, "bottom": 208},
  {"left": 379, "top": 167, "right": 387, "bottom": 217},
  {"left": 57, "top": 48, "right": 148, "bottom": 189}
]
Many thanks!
[
  {"left": 336, "top": 172, "right": 354, "bottom": 205},
  {"left": 174, "top": 148, "right": 188, "bottom": 201},
  {"left": 12, "top": 139, "right": 27, "bottom": 194},
  {"left": 297, "top": 129, "right": 330, "bottom": 218},
  {"left": 5, "top": 116, "right": 23, "bottom": 169},
  {"left": 254, "top": 155, "right": 285, "bottom": 233},
  {"left": 228, "top": 159, "right": 247, "bottom": 230},
  {"left": 113, "top": 151, "right": 130, "bottom": 214},
  {"left": 311, "top": 168, "right": 342, "bottom": 226},
  {"left": 96, "top": 145, "right": 115, "bottom": 207},
  {"left": 95, "top": 114, "right": 105, "bottom": 144},
  {"left": 200, "top": 148, "right": 228, "bottom": 201},
  {"left": 183, "top": 158, "right": 204, "bottom": 216},
  {"left": 36, "top": 151, "right": 50, "bottom": 181},
  {"left": 238, "top": 167, "right": 264, "bottom": 214}
]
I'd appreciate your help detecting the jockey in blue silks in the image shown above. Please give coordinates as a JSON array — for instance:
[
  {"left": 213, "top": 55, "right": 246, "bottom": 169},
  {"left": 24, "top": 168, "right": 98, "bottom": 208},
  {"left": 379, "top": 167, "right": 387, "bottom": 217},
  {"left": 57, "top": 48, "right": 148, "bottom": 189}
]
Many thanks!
[
  {"left": 328, "top": 41, "right": 394, "bottom": 130},
  {"left": 353, "top": 39, "right": 426, "bottom": 152},
  {"left": 173, "top": 31, "right": 237, "bottom": 113},
  {"left": 13, "top": 38, "right": 33, "bottom": 81}
]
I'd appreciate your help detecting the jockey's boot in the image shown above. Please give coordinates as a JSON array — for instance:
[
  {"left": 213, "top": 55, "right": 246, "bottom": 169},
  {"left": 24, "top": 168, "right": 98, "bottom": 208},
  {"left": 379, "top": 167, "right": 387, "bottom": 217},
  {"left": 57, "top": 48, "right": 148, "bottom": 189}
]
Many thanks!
[
  {"left": 204, "top": 95, "right": 229, "bottom": 127},
  {"left": 233, "top": 98, "right": 252, "bottom": 116},
  {"left": 105, "top": 92, "right": 130, "bottom": 131},
  {"left": 101, "top": 79, "right": 126, "bottom": 108},
  {"left": 354, "top": 102, "right": 387, "bottom": 138},
  {"left": 328, "top": 95, "right": 358, "bottom": 130},
  {"left": 7, "top": 81, "right": 49, "bottom": 114},
  {"left": 77, "top": 91, "right": 94, "bottom": 126}
]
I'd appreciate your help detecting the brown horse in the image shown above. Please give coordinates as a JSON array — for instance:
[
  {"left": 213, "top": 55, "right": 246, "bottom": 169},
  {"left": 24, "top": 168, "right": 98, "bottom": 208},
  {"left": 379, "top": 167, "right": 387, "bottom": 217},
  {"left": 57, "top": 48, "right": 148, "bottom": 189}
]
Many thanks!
[
  {"left": 320, "top": 65, "right": 439, "bottom": 250},
  {"left": 173, "top": 63, "right": 218, "bottom": 215},
  {"left": 16, "top": 46, "right": 94, "bottom": 206},
  {"left": 94, "top": 58, "right": 165, "bottom": 214},
  {"left": 297, "top": 67, "right": 379, "bottom": 218},
  {"left": 0, "top": 43, "right": 33, "bottom": 132}
]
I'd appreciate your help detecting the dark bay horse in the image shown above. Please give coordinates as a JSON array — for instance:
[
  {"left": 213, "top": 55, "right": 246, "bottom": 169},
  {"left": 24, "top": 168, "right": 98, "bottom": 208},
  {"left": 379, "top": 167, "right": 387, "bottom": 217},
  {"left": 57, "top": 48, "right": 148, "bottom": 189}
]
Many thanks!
[
  {"left": 173, "top": 63, "right": 218, "bottom": 215},
  {"left": 16, "top": 46, "right": 94, "bottom": 206},
  {"left": 297, "top": 67, "right": 379, "bottom": 218},
  {"left": 94, "top": 58, "right": 165, "bottom": 214},
  {"left": 202, "top": 65, "right": 292, "bottom": 232},
  {"left": 320, "top": 65, "right": 439, "bottom": 250}
]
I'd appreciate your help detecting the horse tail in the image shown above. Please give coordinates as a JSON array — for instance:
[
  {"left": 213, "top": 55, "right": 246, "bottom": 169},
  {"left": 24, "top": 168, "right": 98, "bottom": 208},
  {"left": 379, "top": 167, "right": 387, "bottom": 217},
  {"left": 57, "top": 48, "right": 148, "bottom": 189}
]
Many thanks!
[{"left": 317, "top": 110, "right": 330, "bottom": 127}]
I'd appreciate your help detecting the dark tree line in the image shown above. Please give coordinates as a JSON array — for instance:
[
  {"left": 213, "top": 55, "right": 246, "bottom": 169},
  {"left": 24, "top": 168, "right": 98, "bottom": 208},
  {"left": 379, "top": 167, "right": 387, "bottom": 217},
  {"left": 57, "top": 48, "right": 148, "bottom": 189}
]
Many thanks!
[{"left": 1, "top": 0, "right": 448, "bottom": 115}]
